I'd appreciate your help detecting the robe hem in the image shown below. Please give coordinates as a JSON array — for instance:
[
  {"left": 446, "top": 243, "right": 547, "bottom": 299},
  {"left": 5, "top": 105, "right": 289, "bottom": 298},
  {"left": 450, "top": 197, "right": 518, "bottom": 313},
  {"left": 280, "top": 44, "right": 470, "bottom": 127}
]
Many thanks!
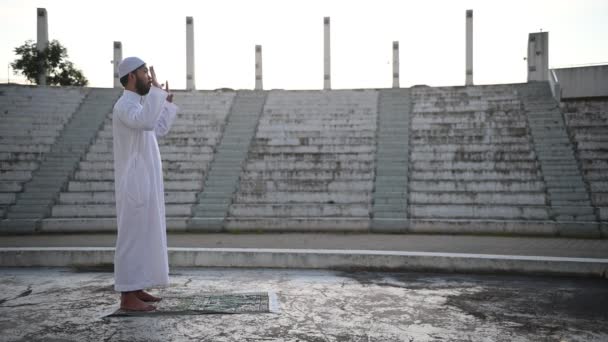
[{"left": 114, "top": 280, "right": 169, "bottom": 293}]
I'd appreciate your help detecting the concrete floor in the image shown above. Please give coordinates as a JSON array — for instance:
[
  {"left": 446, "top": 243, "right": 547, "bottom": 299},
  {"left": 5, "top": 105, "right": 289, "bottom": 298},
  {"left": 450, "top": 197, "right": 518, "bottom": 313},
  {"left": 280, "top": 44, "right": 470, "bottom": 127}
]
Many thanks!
[
  {"left": 0, "top": 267, "right": 607, "bottom": 341},
  {"left": 3, "top": 233, "right": 608, "bottom": 258}
]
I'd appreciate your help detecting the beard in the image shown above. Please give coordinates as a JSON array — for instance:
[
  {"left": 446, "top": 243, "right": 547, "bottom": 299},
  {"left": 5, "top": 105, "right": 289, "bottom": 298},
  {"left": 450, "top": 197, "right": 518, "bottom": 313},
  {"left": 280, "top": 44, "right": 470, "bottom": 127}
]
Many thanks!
[{"left": 135, "top": 75, "right": 151, "bottom": 96}]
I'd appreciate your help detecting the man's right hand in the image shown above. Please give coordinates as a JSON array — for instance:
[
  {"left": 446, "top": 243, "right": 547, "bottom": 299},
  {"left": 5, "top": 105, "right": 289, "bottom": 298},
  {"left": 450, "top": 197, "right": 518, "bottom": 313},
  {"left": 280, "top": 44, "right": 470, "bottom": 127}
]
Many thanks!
[{"left": 150, "top": 66, "right": 162, "bottom": 88}]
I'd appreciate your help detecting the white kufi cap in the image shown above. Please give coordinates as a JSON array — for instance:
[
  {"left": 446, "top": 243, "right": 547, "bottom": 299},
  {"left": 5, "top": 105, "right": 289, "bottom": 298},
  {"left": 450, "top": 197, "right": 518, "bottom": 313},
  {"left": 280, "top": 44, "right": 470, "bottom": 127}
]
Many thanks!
[{"left": 118, "top": 56, "right": 145, "bottom": 78}]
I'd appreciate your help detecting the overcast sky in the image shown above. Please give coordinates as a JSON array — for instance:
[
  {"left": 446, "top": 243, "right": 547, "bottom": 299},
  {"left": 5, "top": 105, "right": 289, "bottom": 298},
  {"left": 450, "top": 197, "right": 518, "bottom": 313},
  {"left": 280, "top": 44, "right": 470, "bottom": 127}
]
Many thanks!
[{"left": 1, "top": 0, "right": 607, "bottom": 90}]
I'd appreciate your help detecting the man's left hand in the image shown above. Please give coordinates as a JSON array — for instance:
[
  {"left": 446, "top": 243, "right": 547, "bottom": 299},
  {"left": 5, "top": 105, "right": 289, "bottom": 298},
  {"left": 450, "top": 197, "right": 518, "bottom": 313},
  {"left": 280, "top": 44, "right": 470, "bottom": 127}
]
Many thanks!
[{"left": 165, "top": 81, "right": 173, "bottom": 103}]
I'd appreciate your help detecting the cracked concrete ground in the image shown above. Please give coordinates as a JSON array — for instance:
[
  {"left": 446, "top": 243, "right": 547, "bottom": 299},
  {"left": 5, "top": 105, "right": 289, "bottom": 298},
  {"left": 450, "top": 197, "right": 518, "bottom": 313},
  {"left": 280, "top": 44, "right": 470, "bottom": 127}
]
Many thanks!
[{"left": 0, "top": 267, "right": 606, "bottom": 341}]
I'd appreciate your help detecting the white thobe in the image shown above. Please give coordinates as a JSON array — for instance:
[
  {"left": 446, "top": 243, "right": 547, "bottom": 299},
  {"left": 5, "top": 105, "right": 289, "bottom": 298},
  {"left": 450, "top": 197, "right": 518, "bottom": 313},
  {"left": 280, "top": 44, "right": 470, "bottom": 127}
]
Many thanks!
[{"left": 112, "top": 87, "right": 178, "bottom": 292}]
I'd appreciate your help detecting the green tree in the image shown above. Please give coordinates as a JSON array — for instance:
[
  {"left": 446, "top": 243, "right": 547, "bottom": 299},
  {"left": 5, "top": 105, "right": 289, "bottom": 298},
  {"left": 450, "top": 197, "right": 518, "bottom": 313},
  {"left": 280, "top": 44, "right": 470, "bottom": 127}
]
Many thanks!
[{"left": 11, "top": 39, "right": 88, "bottom": 86}]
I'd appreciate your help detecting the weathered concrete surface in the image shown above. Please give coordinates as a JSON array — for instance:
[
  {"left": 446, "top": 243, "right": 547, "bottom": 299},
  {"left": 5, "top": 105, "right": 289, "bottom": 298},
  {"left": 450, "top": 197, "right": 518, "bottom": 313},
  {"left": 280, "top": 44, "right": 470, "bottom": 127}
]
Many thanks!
[
  {"left": 0, "top": 267, "right": 606, "bottom": 341},
  {"left": 2, "top": 247, "right": 607, "bottom": 278},
  {"left": 2, "top": 233, "right": 608, "bottom": 259},
  {"left": 2, "top": 233, "right": 608, "bottom": 277}
]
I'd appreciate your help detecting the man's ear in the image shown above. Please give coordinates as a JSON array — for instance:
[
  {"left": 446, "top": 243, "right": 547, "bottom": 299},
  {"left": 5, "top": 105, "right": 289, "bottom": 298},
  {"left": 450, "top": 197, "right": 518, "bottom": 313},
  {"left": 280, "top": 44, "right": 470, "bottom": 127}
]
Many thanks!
[{"left": 128, "top": 72, "right": 136, "bottom": 84}]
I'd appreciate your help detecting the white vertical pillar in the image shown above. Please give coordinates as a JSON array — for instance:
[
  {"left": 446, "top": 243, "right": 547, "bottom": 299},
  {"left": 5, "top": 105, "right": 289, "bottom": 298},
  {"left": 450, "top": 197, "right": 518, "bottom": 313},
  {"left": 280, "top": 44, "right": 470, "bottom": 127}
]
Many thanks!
[
  {"left": 186, "top": 16, "right": 196, "bottom": 90},
  {"left": 324, "top": 17, "right": 331, "bottom": 90},
  {"left": 255, "top": 45, "right": 263, "bottom": 90},
  {"left": 527, "top": 32, "right": 549, "bottom": 82},
  {"left": 36, "top": 8, "right": 48, "bottom": 86},
  {"left": 113, "top": 41, "right": 122, "bottom": 88},
  {"left": 465, "top": 9, "right": 473, "bottom": 86},
  {"left": 392, "top": 41, "right": 400, "bottom": 88}
]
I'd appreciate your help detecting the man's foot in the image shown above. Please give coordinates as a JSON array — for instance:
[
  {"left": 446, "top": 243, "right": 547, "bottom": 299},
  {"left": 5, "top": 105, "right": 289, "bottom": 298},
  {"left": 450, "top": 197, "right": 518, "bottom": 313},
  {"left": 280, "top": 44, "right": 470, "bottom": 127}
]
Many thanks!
[
  {"left": 120, "top": 292, "right": 156, "bottom": 312},
  {"left": 135, "top": 290, "right": 162, "bottom": 302}
]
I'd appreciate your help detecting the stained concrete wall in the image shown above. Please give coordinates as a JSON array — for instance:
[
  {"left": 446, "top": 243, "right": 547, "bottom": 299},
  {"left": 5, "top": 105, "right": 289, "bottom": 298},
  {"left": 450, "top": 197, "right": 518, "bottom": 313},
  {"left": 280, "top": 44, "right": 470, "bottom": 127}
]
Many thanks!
[{"left": 554, "top": 65, "right": 608, "bottom": 99}]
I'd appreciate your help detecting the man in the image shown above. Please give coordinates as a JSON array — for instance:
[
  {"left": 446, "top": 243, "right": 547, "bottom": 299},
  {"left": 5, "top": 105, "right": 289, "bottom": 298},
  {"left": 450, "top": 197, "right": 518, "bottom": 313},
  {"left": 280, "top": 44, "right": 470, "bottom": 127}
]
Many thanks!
[{"left": 112, "top": 57, "right": 178, "bottom": 311}]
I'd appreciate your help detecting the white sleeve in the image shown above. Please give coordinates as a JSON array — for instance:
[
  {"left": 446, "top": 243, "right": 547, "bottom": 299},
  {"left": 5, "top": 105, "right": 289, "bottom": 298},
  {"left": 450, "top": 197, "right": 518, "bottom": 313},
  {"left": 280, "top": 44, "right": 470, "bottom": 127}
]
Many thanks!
[
  {"left": 155, "top": 101, "right": 179, "bottom": 138},
  {"left": 116, "top": 87, "right": 167, "bottom": 131}
]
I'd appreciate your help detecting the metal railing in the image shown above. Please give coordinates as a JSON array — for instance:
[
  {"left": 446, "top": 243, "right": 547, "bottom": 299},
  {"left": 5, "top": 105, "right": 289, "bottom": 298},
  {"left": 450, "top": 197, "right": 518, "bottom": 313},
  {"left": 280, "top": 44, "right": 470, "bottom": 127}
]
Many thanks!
[{"left": 549, "top": 69, "right": 561, "bottom": 102}]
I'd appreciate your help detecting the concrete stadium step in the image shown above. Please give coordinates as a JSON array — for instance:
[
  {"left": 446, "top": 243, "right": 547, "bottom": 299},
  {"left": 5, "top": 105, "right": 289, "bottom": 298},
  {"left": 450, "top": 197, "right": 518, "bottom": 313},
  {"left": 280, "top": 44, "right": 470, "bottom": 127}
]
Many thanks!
[
  {"left": 411, "top": 127, "right": 528, "bottom": 137},
  {"left": 0, "top": 145, "right": 52, "bottom": 153},
  {"left": 590, "top": 182, "right": 608, "bottom": 192},
  {"left": 411, "top": 135, "right": 529, "bottom": 145},
  {"left": 0, "top": 171, "right": 32, "bottom": 181},
  {"left": 412, "top": 144, "right": 533, "bottom": 153},
  {"left": 223, "top": 217, "right": 370, "bottom": 232},
  {"left": 77, "top": 160, "right": 210, "bottom": 171},
  {"left": 0, "top": 193, "right": 16, "bottom": 205},
  {"left": 258, "top": 124, "right": 376, "bottom": 132},
  {"left": 38, "top": 217, "right": 189, "bottom": 232},
  {"left": 550, "top": 205, "right": 596, "bottom": 219},
  {"left": 88, "top": 142, "right": 218, "bottom": 153},
  {"left": 73, "top": 170, "right": 205, "bottom": 181},
  {"left": 578, "top": 150, "right": 608, "bottom": 159},
  {"left": 375, "top": 178, "right": 408, "bottom": 189},
  {"left": 580, "top": 159, "right": 608, "bottom": 172},
  {"left": 411, "top": 121, "right": 528, "bottom": 130},
  {"left": 241, "top": 170, "right": 374, "bottom": 180},
  {"left": 249, "top": 153, "right": 375, "bottom": 162},
  {"left": 244, "top": 160, "right": 373, "bottom": 171},
  {"left": 564, "top": 115, "right": 608, "bottom": 127},
  {"left": 255, "top": 130, "right": 376, "bottom": 139},
  {"left": 51, "top": 204, "right": 191, "bottom": 217},
  {"left": 551, "top": 132, "right": 599, "bottom": 144},
  {"left": 584, "top": 170, "right": 608, "bottom": 180},
  {"left": 412, "top": 113, "right": 527, "bottom": 123},
  {"left": 258, "top": 118, "right": 375, "bottom": 126},
  {"left": 373, "top": 195, "right": 407, "bottom": 205},
  {"left": 250, "top": 145, "right": 374, "bottom": 154},
  {"left": 239, "top": 180, "right": 373, "bottom": 192},
  {"left": 410, "top": 180, "right": 545, "bottom": 192},
  {"left": 0, "top": 123, "right": 66, "bottom": 131},
  {"left": 0, "top": 130, "right": 59, "bottom": 138},
  {"left": 409, "top": 170, "right": 542, "bottom": 181},
  {"left": 234, "top": 191, "right": 371, "bottom": 203},
  {"left": 66, "top": 180, "right": 202, "bottom": 192},
  {"left": 576, "top": 141, "right": 608, "bottom": 151},
  {"left": 229, "top": 203, "right": 370, "bottom": 217},
  {"left": 409, "top": 192, "right": 546, "bottom": 205},
  {"left": 255, "top": 136, "right": 375, "bottom": 146},
  {"left": 96, "top": 128, "right": 222, "bottom": 139},
  {"left": 410, "top": 204, "right": 549, "bottom": 220},
  {"left": 410, "top": 160, "right": 539, "bottom": 171},
  {"left": 0, "top": 136, "right": 57, "bottom": 145},
  {"left": 598, "top": 207, "right": 608, "bottom": 221},
  {"left": 0, "top": 182, "right": 22, "bottom": 192},
  {"left": 84, "top": 152, "right": 213, "bottom": 162},
  {"left": 57, "top": 191, "right": 197, "bottom": 204},
  {"left": 410, "top": 151, "right": 536, "bottom": 161}
]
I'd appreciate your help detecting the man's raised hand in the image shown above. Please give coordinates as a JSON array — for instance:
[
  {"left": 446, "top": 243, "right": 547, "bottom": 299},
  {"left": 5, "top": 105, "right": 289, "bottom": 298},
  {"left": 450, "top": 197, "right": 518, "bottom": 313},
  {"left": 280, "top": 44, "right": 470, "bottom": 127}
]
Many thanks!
[
  {"left": 150, "top": 66, "right": 161, "bottom": 88},
  {"left": 165, "top": 81, "right": 174, "bottom": 103}
]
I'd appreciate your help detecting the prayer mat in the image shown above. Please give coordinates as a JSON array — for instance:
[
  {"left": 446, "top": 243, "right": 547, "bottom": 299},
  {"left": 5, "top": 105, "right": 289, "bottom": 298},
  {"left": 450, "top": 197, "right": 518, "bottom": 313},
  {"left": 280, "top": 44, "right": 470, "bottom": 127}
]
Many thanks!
[{"left": 104, "top": 292, "right": 279, "bottom": 317}]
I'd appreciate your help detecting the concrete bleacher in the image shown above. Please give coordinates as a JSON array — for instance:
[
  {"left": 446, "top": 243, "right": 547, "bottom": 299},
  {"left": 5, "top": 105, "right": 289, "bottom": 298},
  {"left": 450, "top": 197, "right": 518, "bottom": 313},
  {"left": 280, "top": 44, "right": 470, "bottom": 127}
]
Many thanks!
[
  {"left": 43, "top": 90, "right": 235, "bottom": 231},
  {"left": 188, "top": 91, "right": 267, "bottom": 230},
  {"left": 518, "top": 83, "right": 596, "bottom": 234},
  {"left": 408, "top": 85, "right": 550, "bottom": 224},
  {"left": 0, "top": 82, "right": 605, "bottom": 237},
  {"left": 0, "top": 85, "right": 87, "bottom": 220},
  {"left": 226, "top": 90, "right": 378, "bottom": 231},
  {"left": 562, "top": 99, "right": 608, "bottom": 224}
]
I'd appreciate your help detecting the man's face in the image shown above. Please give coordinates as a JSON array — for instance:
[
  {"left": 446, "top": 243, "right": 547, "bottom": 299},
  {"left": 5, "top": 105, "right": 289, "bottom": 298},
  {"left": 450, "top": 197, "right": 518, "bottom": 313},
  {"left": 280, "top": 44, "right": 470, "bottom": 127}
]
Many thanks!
[{"left": 133, "top": 66, "right": 151, "bottom": 96}]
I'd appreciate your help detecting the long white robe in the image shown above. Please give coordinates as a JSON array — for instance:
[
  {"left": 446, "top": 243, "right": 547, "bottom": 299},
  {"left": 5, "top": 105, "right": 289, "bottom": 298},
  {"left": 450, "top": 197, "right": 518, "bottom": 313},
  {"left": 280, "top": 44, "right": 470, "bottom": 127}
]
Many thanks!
[{"left": 112, "top": 87, "right": 178, "bottom": 292}]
